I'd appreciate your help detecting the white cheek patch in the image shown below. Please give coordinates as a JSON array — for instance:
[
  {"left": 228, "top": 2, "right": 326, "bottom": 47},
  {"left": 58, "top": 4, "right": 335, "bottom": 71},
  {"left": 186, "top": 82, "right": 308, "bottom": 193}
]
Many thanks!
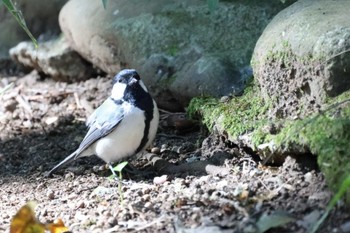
[{"left": 111, "top": 82, "right": 127, "bottom": 99}]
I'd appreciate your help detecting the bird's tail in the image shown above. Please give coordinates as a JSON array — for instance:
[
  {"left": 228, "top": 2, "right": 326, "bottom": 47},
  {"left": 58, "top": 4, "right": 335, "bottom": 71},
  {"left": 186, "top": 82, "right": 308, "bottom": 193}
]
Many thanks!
[{"left": 46, "top": 151, "right": 78, "bottom": 177}]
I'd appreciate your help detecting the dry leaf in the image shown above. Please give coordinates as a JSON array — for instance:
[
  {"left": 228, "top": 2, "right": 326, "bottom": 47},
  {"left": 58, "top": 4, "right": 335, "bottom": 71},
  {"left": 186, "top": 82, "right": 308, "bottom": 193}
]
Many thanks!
[
  {"left": 10, "top": 201, "right": 45, "bottom": 233},
  {"left": 10, "top": 202, "right": 69, "bottom": 233},
  {"left": 45, "top": 219, "right": 69, "bottom": 233}
]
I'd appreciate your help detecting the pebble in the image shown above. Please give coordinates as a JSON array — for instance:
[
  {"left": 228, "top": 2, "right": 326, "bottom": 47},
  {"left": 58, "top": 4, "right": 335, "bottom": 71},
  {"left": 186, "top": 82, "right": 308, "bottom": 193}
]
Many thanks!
[
  {"left": 76, "top": 200, "right": 86, "bottom": 209},
  {"left": 107, "top": 216, "right": 118, "bottom": 227},
  {"left": 4, "top": 99, "right": 17, "bottom": 112},
  {"left": 172, "top": 146, "right": 182, "bottom": 154},
  {"left": 22, "top": 120, "right": 32, "bottom": 128},
  {"left": 122, "top": 212, "right": 132, "bottom": 221},
  {"left": 220, "top": 95, "right": 230, "bottom": 103},
  {"left": 136, "top": 190, "right": 143, "bottom": 196},
  {"left": 144, "top": 202, "right": 153, "bottom": 209},
  {"left": 151, "top": 147, "right": 160, "bottom": 154},
  {"left": 340, "top": 221, "right": 350, "bottom": 232},
  {"left": 304, "top": 172, "right": 313, "bottom": 183},
  {"left": 153, "top": 175, "right": 168, "bottom": 185},
  {"left": 46, "top": 189, "right": 55, "bottom": 200},
  {"left": 191, "top": 212, "right": 201, "bottom": 221},
  {"left": 160, "top": 144, "right": 169, "bottom": 153},
  {"left": 142, "top": 194, "right": 150, "bottom": 202},
  {"left": 143, "top": 188, "right": 151, "bottom": 195}
]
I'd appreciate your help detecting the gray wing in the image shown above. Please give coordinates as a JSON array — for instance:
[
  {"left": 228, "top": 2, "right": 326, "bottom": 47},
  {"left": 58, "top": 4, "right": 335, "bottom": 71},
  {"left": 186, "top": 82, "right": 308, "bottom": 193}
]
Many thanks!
[{"left": 75, "top": 98, "right": 124, "bottom": 157}]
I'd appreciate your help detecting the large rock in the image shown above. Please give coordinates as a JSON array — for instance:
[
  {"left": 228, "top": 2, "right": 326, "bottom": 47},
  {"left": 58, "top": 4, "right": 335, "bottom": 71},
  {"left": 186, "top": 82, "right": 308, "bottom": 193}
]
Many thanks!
[
  {"left": 252, "top": 0, "right": 350, "bottom": 119},
  {"left": 9, "top": 37, "right": 95, "bottom": 82},
  {"left": 251, "top": 0, "right": 350, "bottom": 198},
  {"left": 0, "top": 0, "right": 67, "bottom": 59},
  {"left": 59, "top": 0, "right": 294, "bottom": 110}
]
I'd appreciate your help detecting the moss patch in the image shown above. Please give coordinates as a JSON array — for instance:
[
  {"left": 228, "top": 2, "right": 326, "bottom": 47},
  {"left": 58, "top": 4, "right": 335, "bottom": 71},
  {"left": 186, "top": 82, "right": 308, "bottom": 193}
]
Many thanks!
[
  {"left": 188, "top": 81, "right": 270, "bottom": 142},
  {"left": 272, "top": 91, "right": 350, "bottom": 193},
  {"left": 188, "top": 82, "right": 350, "bottom": 195}
]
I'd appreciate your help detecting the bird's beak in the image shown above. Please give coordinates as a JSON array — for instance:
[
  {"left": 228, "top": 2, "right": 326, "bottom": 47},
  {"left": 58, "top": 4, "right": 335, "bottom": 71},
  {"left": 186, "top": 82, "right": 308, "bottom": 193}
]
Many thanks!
[{"left": 129, "top": 77, "right": 138, "bottom": 85}]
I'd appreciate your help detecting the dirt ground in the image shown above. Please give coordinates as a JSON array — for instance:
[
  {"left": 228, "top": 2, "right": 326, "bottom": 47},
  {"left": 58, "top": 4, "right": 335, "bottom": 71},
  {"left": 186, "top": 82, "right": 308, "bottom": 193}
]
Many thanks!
[{"left": 1, "top": 69, "right": 350, "bottom": 233}]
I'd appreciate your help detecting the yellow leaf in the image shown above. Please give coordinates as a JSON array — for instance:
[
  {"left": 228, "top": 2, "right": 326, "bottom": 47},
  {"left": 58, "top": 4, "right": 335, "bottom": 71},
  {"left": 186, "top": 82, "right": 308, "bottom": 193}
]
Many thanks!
[
  {"left": 45, "top": 218, "right": 69, "bottom": 233},
  {"left": 10, "top": 202, "right": 45, "bottom": 233}
]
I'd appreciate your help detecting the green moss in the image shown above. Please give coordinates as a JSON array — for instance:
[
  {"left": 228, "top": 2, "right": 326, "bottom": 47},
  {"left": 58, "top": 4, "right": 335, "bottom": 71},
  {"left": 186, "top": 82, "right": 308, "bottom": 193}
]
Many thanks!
[
  {"left": 189, "top": 81, "right": 350, "bottom": 196},
  {"left": 188, "top": 80, "right": 270, "bottom": 142},
  {"left": 272, "top": 91, "right": 350, "bottom": 193},
  {"left": 253, "top": 40, "right": 327, "bottom": 70},
  {"left": 166, "top": 45, "right": 179, "bottom": 56}
]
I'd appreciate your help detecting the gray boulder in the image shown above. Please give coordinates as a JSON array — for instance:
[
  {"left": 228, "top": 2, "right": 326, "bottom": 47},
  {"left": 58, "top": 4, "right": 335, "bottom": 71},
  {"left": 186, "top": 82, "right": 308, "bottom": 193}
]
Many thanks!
[
  {"left": 252, "top": 0, "right": 350, "bottom": 119},
  {"left": 59, "top": 0, "right": 293, "bottom": 110},
  {"left": 9, "top": 37, "right": 95, "bottom": 82}
]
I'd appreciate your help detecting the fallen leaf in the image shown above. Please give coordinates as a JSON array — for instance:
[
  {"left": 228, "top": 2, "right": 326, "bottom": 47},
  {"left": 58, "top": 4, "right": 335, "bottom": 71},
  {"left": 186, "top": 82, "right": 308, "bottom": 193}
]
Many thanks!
[
  {"left": 10, "top": 201, "right": 45, "bottom": 233},
  {"left": 45, "top": 219, "right": 69, "bottom": 233},
  {"left": 10, "top": 202, "right": 69, "bottom": 233}
]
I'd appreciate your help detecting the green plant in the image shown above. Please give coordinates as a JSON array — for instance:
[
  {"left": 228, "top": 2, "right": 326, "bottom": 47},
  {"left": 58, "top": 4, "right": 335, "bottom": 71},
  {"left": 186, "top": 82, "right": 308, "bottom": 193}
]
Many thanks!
[
  {"left": 102, "top": 0, "right": 108, "bottom": 9},
  {"left": 0, "top": 83, "right": 14, "bottom": 96},
  {"left": 310, "top": 175, "right": 350, "bottom": 233},
  {"left": 2, "top": 0, "right": 38, "bottom": 47},
  {"left": 108, "top": 161, "right": 128, "bottom": 204}
]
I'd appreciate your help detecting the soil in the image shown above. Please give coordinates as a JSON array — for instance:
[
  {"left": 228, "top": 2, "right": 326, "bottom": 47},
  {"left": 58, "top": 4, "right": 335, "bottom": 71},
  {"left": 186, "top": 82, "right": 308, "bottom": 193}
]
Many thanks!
[{"left": 0, "top": 69, "right": 350, "bottom": 233}]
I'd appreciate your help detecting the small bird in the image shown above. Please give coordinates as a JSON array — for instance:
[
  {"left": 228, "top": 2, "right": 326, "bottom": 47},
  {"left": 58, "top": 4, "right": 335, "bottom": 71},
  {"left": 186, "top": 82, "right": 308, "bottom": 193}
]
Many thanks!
[{"left": 47, "top": 69, "right": 159, "bottom": 176}]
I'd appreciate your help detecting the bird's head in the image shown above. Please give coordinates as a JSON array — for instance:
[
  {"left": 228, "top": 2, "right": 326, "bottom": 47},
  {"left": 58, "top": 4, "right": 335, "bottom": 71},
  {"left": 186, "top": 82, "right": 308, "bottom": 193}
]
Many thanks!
[{"left": 111, "top": 69, "right": 148, "bottom": 100}]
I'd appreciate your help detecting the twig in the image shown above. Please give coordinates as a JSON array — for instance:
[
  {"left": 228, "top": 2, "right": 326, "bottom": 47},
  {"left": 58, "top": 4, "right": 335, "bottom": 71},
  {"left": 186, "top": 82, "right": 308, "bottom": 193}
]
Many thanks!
[
  {"left": 15, "top": 94, "right": 32, "bottom": 116},
  {"left": 74, "top": 92, "right": 82, "bottom": 109}
]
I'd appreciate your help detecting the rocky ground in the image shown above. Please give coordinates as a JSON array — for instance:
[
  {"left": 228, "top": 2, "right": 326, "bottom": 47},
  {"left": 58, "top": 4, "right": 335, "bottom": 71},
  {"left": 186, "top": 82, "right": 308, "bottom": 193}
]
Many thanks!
[{"left": 0, "top": 69, "right": 350, "bottom": 233}]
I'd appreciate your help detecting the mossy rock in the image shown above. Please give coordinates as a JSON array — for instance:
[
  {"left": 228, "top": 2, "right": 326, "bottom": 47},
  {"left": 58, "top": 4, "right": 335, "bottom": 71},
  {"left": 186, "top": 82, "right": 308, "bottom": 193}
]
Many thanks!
[
  {"left": 251, "top": 0, "right": 350, "bottom": 119},
  {"left": 188, "top": 83, "right": 350, "bottom": 197}
]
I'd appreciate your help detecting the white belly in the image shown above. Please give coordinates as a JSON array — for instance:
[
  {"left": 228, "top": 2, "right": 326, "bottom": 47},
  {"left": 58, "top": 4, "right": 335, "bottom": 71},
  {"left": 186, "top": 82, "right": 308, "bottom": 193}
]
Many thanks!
[{"left": 91, "top": 103, "right": 146, "bottom": 163}]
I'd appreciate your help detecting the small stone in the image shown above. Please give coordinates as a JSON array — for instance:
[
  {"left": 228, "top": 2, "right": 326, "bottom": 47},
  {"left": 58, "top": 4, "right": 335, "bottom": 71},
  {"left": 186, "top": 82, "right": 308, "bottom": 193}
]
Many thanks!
[
  {"left": 172, "top": 146, "right": 181, "bottom": 154},
  {"left": 220, "top": 96, "right": 230, "bottom": 103},
  {"left": 153, "top": 175, "right": 168, "bottom": 185},
  {"left": 122, "top": 212, "right": 132, "bottom": 221},
  {"left": 47, "top": 190, "right": 55, "bottom": 200},
  {"left": 22, "top": 120, "right": 32, "bottom": 128},
  {"left": 191, "top": 212, "right": 200, "bottom": 222},
  {"left": 107, "top": 217, "right": 118, "bottom": 227},
  {"left": 141, "top": 194, "right": 150, "bottom": 202},
  {"left": 151, "top": 147, "right": 160, "bottom": 154},
  {"left": 304, "top": 172, "right": 313, "bottom": 183},
  {"left": 144, "top": 202, "right": 153, "bottom": 209},
  {"left": 40, "top": 208, "right": 48, "bottom": 217},
  {"left": 136, "top": 190, "right": 143, "bottom": 196},
  {"left": 160, "top": 144, "right": 169, "bottom": 153},
  {"left": 143, "top": 188, "right": 151, "bottom": 195},
  {"left": 77, "top": 200, "right": 86, "bottom": 208},
  {"left": 4, "top": 99, "right": 17, "bottom": 112}
]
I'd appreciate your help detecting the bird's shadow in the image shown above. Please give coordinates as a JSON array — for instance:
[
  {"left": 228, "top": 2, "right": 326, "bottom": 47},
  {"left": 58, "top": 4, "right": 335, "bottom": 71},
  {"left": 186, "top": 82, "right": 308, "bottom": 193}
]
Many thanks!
[{"left": 0, "top": 113, "right": 237, "bottom": 184}]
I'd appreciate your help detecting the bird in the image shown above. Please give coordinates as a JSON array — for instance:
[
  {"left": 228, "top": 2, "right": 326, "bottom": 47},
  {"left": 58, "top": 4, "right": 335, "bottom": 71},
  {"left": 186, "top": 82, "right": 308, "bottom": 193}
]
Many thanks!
[{"left": 47, "top": 69, "right": 159, "bottom": 177}]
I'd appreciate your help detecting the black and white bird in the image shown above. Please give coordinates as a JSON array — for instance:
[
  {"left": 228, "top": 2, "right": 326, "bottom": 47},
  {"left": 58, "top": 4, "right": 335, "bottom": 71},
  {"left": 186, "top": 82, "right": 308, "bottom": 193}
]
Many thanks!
[{"left": 47, "top": 69, "right": 159, "bottom": 176}]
